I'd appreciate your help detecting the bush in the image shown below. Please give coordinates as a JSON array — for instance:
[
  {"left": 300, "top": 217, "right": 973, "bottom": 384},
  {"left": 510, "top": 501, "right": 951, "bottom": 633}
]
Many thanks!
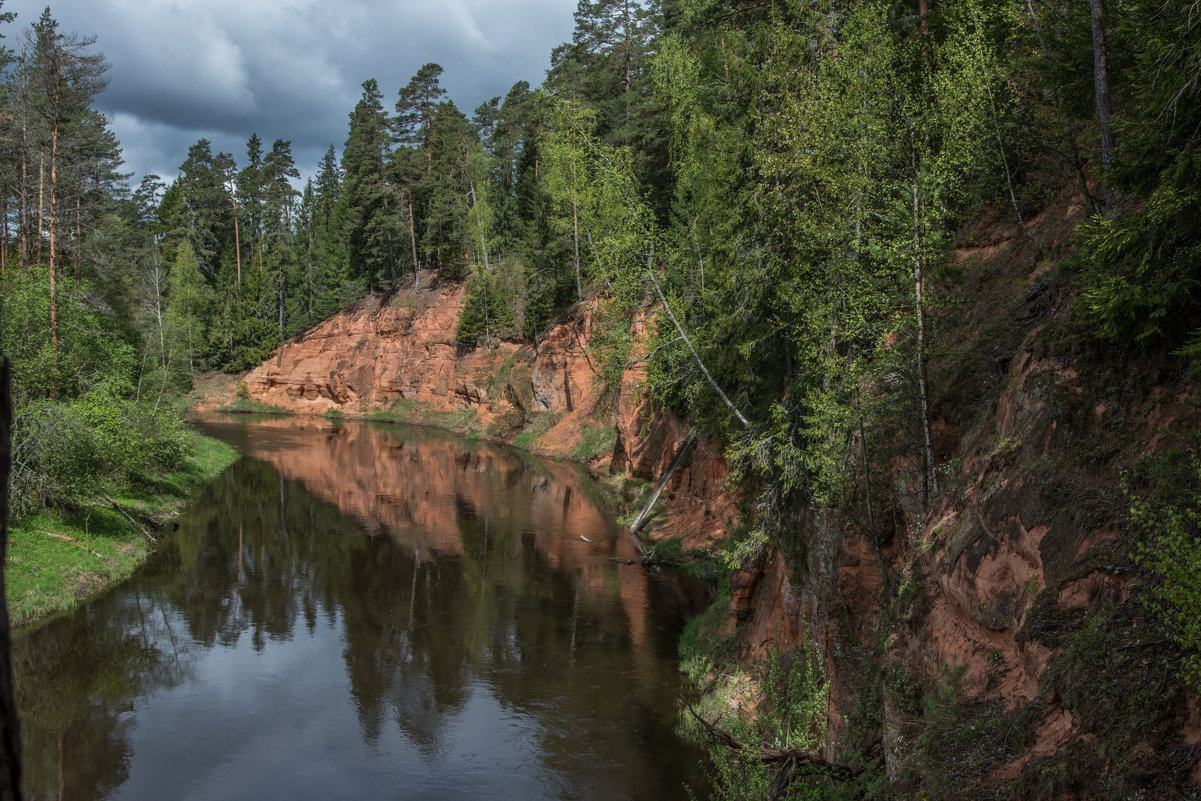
[
  {"left": 9, "top": 392, "right": 189, "bottom": 521},
  {"left": 1126, "top": 453, "right": 1201, "bottom": 692}
]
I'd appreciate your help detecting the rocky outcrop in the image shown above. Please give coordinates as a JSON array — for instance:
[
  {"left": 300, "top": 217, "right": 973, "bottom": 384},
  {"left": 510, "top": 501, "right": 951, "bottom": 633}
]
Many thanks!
[{"left": 195, "top": 270, "right": 737, "bottom": 547}]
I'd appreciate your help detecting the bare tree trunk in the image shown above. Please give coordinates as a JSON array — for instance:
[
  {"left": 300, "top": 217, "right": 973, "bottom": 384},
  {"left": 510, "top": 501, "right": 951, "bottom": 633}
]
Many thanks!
[
  {"left": 48, "top": 124, "right": 59, "bottom": 396},
  {"left": 466, "top": 153, "right": 490, "bottom": 273},
  {"left": 1, "top": 190, "right": 6, "bottom": 276},
  {"left": 36, "top": 150, "right": 43, "bottom": 267},
  {"left": 407, "top": 190, "right": 419, "bottom": 289},
  {"left": 1090, "top": 0, "right": 1116, "bottom": 206},
  {"left": 977, "top": 52, "right": 1029, "bottom": 238},
  {"left": 572, "top": 191, "right": 582, "bottom": 303},
  {"left": 911, "top": 142, "right": 938, "bottom": 510},
  {"left": 228, "top": 178, "right": 241, "bottom": 286},
  {"left": 645, "top": 244, "right": 749, "bottom": 427},
  {"left": 18, "top": 56, "right": 28, "bottom": 275},
  {"left": 74, "top": 179, "right": 82, "bottom": 284},
  {"left": 0, "top": 357, "right": 24, "bottom": 801},
  {"left": 48, "top": 124, "right": 57, "bottom": 278},
  {"left": 623, "top": 0, "right": 632, "bottom": 122},
  {"left": 571, "top": 152, "right": 582, "bottom": 302}
]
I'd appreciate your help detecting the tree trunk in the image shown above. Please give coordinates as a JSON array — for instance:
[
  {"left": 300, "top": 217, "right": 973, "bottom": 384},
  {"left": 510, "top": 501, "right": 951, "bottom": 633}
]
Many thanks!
[
  {"left": 1090, "top": 0, "right": 1116, "bottom": 206},
  {"left": 228, "top": 178, "right": 241, "bottom": 286},
  {"left": 48, "top": 124, "right": 57, "bottom": 279},
  {"left": 408, "top": 191, "right": 419, "bottom": 289},
  {"left": 18, "top": 62, "right": 28, "bottom": 275},
  {"left": 646, "top": 244, "right": 749, "bottom": 428},
  {"left": 36, "top": 150, "right": 43, "bottom": 267},
  {"left": 1024, "top": 0, "right": 1092, "bottom": 210},
  {"left": 0, "top": 357, "right": 24, "bottom": 801},
  {"left": 74, "top": 178, "right": 82, "bottom": 284},
  {"left": 623, "top": 0, "right": 632, "bottom": 122},
  {"left": 466, "top": 154, "right": 490, "bottom": 274},
  {"left": 571, "top": 157, "right": 582, "bottom": 303},
  {"left": 278, "top": 274, "right": 285, "bottom": 342},
  {"left": 919, "top": 0, "right": 930, "bottom": 54},
  {"left": 911, "top": 147, "right": 938, "bottom": 509},
  {"left": 47, "top": 128, "right": 58, "bottom": 397}
]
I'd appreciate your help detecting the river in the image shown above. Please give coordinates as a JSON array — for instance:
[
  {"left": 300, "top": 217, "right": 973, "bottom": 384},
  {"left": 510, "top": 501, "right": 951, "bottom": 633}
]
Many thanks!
[{"left": 13, "top": 417, "right": 710, "bottom": 800}]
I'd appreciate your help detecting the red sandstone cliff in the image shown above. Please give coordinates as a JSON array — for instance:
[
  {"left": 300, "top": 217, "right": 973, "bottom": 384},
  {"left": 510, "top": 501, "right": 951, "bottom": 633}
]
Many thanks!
[{"left": 194, "top": 270, "right": 737, "bottom": 547}]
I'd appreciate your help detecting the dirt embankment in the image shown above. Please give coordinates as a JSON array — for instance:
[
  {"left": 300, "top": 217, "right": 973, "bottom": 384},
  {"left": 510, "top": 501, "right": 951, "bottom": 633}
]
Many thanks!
[
  {"left": 726, "top": 196, "right": 1200, "bottom": 796},
  {"left": 192, "top": 271, "right": 737, "bottom": 548}
]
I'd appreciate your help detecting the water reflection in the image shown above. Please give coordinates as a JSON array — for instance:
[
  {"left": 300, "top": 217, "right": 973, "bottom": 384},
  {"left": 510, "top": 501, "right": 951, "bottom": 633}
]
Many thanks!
[{"left": 15, "top": 418, "right": 708, "bottom": 800}]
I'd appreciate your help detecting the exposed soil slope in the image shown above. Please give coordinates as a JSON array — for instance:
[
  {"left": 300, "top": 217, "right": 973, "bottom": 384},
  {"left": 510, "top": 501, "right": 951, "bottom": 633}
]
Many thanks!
[{"left": 729, "top": 196, "right": 1201, "bottom": 798}]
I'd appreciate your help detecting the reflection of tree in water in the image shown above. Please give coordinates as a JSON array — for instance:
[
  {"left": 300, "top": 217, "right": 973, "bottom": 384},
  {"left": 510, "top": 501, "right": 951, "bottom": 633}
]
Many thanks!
[
  {"left": 14, "top": 588, "right": 195, "bottom": 800},
  {"left": 16, "top": 422, "right": 707, "bottom": 799}
]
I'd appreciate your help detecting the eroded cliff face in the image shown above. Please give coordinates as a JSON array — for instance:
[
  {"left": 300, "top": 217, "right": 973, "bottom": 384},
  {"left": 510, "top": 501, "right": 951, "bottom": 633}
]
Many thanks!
[
  {"left": 195, "top": 270, "right": 737, "bottom": 547},
  {"left": 726, "top": 199, "right": 1201, "bottom": 796}
]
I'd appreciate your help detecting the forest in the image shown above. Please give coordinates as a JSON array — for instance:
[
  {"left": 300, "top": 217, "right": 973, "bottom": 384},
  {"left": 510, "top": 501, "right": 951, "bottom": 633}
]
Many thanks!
[{"left": 1, "top": 0, "right": 1200, "bottom": 795}]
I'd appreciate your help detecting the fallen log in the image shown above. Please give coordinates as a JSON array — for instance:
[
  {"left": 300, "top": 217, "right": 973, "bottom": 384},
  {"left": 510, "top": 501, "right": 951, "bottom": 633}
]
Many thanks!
[
  {"left": 675, "top": 684, "right": 860, "bottom": 798},
  {"left": 628, "top": 430, "right": 695, "bottom": 536},
  {"left": 102, "top": 496, "right": 157, "bottom": 544}
]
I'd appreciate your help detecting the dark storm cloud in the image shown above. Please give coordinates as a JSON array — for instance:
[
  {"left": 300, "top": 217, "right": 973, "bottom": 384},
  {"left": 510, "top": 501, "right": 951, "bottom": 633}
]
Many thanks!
[{"left": 2, "top": 0, "right": 575, "bottom": 182}]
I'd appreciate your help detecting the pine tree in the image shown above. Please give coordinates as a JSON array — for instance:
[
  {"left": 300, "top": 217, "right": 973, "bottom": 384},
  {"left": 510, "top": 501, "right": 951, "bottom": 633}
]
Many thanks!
[{"left": 343, "top": 79, "right": 399, "bottom": 292}]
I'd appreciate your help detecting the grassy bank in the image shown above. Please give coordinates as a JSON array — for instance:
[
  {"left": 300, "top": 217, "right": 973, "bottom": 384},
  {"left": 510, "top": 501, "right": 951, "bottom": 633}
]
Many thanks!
[{"left": 5, "top": 433, "right": 239, "bottom": 629}]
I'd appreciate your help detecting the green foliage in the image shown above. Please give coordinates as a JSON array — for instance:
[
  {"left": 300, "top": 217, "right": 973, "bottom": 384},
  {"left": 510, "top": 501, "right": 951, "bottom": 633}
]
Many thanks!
[
  {"left": 1126, "top": 452, "right": 1201, "bottom": 692},
  {"left": 568, "top": 424, "right": 617, "bottom": 462},
  {"left": 218, "top": 397, "right": 292, "bottom": 415},
  {"left": 511, "top": 410, "right": 563, "bottom": 451},
  {"left": 5, "top": 433, "right": 239, "bottom": 627},
  {"left": 682, "top": 643, "right": 834, "bottom": 801},
  {"left": 9, "top": 392, "right": 189, "bottom": 520},
  {"left": 1076, "top": 0, "right": 1201, "bottom": 350},
  {"left": 456, "top": 268, "right": 519, "bottom": 345}
]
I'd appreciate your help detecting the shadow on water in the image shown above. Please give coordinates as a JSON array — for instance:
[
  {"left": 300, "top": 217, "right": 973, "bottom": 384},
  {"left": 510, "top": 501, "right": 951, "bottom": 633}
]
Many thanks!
[{"left": 15, "top": 418, "right": 710, "bottom": 801}]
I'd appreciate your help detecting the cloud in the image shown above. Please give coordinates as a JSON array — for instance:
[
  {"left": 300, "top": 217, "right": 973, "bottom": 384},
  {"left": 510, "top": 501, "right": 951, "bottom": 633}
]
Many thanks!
[{"left": 2, "top": 0, "right": 575, "bottom": 181}]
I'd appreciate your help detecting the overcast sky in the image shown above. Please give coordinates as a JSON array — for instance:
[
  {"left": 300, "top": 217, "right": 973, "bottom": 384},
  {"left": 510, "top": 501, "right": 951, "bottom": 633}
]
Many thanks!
[{"left": 2, "top": 0, "right": 576, "bottom": 186}]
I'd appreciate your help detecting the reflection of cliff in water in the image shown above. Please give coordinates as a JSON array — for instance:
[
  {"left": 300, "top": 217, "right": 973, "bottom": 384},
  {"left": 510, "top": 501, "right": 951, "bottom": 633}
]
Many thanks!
[
  {"left": 15, "top": 419, "right": 707, "bottom": 801},
  {"left": 203, "top": 417, "right": 665, "bottom": 653}
]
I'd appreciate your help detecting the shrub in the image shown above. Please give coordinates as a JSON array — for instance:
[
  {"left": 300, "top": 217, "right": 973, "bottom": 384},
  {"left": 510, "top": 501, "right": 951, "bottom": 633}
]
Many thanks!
[
  {"left": 1126, "top": 453, "right": 1201, "bottom": 692},
  {"left": 9, "top": 392, "right": 189, "bottom": 521}
]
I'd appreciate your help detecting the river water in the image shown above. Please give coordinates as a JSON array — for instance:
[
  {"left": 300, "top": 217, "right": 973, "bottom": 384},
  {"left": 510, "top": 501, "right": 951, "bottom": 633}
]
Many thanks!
[{"left": 13, "top": 418, "right": 710, "bottom": 800}]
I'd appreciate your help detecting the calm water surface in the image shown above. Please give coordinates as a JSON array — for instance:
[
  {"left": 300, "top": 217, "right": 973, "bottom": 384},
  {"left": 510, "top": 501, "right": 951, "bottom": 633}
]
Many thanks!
[{"left": 14, "top": 418, "right": 710, "bottom": 800}]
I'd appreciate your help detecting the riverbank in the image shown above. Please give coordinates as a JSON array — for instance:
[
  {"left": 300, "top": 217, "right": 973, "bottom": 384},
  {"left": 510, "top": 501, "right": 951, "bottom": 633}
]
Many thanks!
[
  {"left": 190, "top": 285, "right": 740, "bottom": 554},
  {"left": 5, "top": 432, "right": 240, "bottom": 629}
]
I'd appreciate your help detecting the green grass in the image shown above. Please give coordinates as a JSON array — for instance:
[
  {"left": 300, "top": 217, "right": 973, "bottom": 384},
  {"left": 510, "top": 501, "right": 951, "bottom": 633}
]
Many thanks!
[
  {"left": 323, "top": 408, "right": 345, "bottom": 421},
  {"left": 511, "top": 410, "right": 563, "bottom": 451},
  {"left": 569, "top": 424, "right": 617, "bottom": 462},
  {"left": 217, "top": 397, "right": 293, "bottom": 415},
  {"left": 367, "top": 398, "right": 479, "bottom": 433},
  {"left": 5, "top": 433, "right": 239, "bottom": 629}
]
